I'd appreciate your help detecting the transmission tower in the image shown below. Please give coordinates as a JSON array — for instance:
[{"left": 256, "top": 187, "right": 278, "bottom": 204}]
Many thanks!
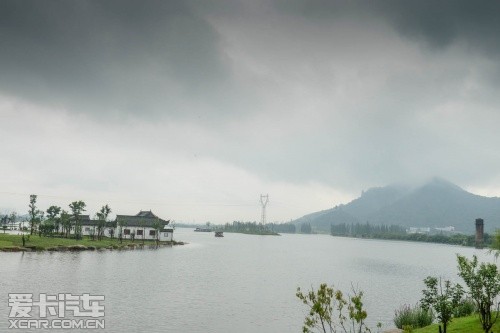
[{"left": 260, "top": 194, "right": 269, "bottom": 225}]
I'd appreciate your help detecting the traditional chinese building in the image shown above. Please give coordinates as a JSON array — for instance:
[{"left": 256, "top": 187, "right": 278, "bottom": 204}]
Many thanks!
[
  {"left": 80, "top": 210, "right": 173, "bottom": 241},
  {"left": 116, "top": 210, "right": 172, "bottom": 241}
]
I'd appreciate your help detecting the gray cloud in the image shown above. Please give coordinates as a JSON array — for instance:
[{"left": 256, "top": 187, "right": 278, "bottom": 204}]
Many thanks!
[
  {"left": 0, "top": 0, "right": 246, "bottom": 120},
  {"left": 376, "top": 1, "right": 500, "bottom": 54},
  {"left": 2, "top": 0, "right": 500, "bottom": 221},
  {"left": 275, "top": 0, "right": 500, "bottom": 55}
]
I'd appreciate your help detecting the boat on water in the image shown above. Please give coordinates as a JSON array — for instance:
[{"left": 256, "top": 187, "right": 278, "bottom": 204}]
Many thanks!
[
  {"left": 194, "top": 227, "right": 212, "bottom": 232},
  {"left": 215, "top": 231, "right": 224, "bottom": 237}
]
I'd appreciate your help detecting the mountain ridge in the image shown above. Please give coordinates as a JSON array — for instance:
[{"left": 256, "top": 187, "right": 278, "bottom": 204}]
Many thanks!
[{"left": 292, "top": 178, "right": 500, "bottom": 233}]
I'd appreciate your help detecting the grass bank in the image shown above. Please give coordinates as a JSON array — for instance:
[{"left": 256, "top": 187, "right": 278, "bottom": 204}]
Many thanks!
[
  {"left": 0, "top": 233, "right": 184, "bottom": 252},
  {"left": 413, "top": 314, "right": 500, "bottom": 333}
]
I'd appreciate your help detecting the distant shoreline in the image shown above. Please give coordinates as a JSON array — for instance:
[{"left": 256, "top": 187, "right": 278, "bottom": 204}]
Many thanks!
[
  {"left": 221, "top": 230, "right": 280, "bottom": 236},
  {"left": 330, "top": 232, "right": 490, "bottom": 248}
]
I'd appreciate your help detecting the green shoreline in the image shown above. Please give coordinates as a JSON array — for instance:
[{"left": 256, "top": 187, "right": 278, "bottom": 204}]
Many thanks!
[
  {"left": 220, "top": 230, "right": 280, "bottom": 236},
  {"left": 331, "top": 233, "right": 490, "bottom": 248},
  {"left": 410, "top": 313, "right": 500, "bottom": 333},
  {"left": 0, "top": 234, "right": 185, "bottom": 252}
]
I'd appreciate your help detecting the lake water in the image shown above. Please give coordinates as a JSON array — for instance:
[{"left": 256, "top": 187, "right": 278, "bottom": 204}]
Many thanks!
[{"left": 0, "top": 228, "right": 490, "bottom": 332}]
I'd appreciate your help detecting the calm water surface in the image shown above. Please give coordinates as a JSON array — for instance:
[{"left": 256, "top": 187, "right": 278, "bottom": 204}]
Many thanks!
[{"left": 0, "top": 228, "right": 489, "bottom": 332}]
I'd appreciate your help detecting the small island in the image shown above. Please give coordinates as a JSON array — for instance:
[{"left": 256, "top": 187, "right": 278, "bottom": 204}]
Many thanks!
[
  {"left": 216, "top": 221, "right": 280, "bottom": 236},
  {"left": 0, "top": 233, "right": 184, "bottom": 252},
  {"left": 0, "top": 195, "right": 184, "bottom": 252}
]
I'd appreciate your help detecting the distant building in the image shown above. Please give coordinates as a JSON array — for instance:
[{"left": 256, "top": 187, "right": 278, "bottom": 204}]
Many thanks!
[
  {"left": 435, "top": 226, "right": 455, "bottom": 232},
  {"left": 407, "top": 227, "right": 431, "bottom": 234}
]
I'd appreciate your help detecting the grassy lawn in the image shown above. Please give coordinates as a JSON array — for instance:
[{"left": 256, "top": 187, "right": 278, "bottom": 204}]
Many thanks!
[
  {"left": 0, "top": 233, "right": 172, "bottom": 251},
  {"left": 413, "top": 314, "right": 500, "bottom": 333}
]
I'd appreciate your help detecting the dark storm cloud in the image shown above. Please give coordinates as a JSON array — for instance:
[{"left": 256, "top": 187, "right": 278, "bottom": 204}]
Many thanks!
[
  {"left": 277, "top": 0, "right": 500, "bottom": 55},
  {"left": 2, "top": 0, "right": 500, "bottom": 121},
  {"left": 377, "top": 1, "right": 500, "bottom": 54},
  {"left": 0, "top": 0, "right": 242, "bottom": 119},
  {"left": 3, "top": 0, "right": 500, "bottom": 197}
]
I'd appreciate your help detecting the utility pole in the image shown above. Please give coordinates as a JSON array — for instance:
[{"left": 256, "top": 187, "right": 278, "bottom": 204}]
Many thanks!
[{"left": 260, "top": 194, "right": 269, "bottom": 225}]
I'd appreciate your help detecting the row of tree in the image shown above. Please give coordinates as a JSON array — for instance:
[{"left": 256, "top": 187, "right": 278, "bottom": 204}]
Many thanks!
[
  {"left": 0, "top": 212, "right": 18, "bottom": 232},
  {"left": 219, "top": 221, "right": 306, "bottom": 234},
  {"left": 220, "top": 221, "right": 277, "bottom": 234},
  {"left": 330, "top": 222, "right": 493, "bottom": 246},
  {"left": 331, "top": 222, "right": 407, "bottom": 237},
  {"left": 27, "top": 194, "right": 111, "bottom": 240}
]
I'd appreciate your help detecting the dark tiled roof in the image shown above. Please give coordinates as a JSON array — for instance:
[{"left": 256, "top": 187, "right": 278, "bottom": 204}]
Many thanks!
[
  {"left": 77, "top": 214, "right": 115, "bottom": 227},
  {"left": 78, "top": 215, "right": 91, "bottom": 222},
  {"left": 136, "top": 210, "right": 157, "bottom": 218},
  {"left": 81, "top": 220, "right": 116, "bottom": 228},
  {"left": 115, "top": 211, "right": 169, "bottom": 228}
]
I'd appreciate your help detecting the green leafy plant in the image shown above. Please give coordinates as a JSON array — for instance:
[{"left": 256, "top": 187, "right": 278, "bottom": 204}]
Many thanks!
[
  {"left": 457, "top": 255, "right": 500, "bottom": 333},
  {"left": 393, "top": 303, "right": 433, "bottom": 329},
  {"left": 296, "top": 283, "right": 374, "bottom": 333},
  {"left": 420, "top": 276, "right": 464, "bottom": 333},
  {"left": 402, "top": 325, "right": 413, "bottom": 333},
  {"left": 453, "top": 297, "right": 477, "bottom": 318}
]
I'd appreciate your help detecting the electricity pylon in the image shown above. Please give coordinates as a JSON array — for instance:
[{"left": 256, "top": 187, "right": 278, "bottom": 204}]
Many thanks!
[{"left": 260, "top": 194, "right": 269, "bottom": 225}]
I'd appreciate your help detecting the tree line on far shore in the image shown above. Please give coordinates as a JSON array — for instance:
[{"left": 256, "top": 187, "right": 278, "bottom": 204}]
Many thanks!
[{"left": 331, "top": 222, "right": 492, "bottom": 247}]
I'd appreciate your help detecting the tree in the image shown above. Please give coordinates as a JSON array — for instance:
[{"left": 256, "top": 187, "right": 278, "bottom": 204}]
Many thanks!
[
  {"left": 296, "top": 283, "right": 373, "bottom": 333},
  {"left": 95, "top": 204, "right": 111, "bottom": 241},
  {"left": 0, "top": 214, "right": 8, "bottom": 230},
  {"left": 117, "top": 217, "right": 125, "bottom": 244},
  {"left": 39, "top": 220, "right": 55, "bottom": 236},
  {"left": 301, "top": 223, "right": 312, "bottom": 234},
  {"left": 152, "top": 218, "right": 162, "bottom": 245},
  {"left": 60, "top": 210, "right": 71, "bottom": 238},
  {"left": 420, "top": 276, "right": 463, "bottom": 333},
  {"left": 490, "top": 229, "right": 500, "bottom": 259},
  {"left": 9, "top": 212, "right": 17, "bottom": 230},
  {"left": 457, "top": 255, "right": 500, "bottom": 333},
  {"left": 138, "top": 219, "right": 145, "bottom": 244},
  {"left": 28, "top": 194, "right": 43, "bottom": 235},
  {"left": 69, "top": 201, "right": 86, "bottom": 240},
  {"left": 46, "top": 206, "right": 61, "bottom": 235}
]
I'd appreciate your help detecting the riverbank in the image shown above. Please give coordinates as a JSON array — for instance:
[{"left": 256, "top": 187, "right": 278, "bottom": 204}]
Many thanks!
[{"left": 0, "top": 234, "right": 185, "bottom": 252}]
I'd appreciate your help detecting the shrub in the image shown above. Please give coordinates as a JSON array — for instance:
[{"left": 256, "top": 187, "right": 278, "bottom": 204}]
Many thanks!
[
  {"left": 421, "top": 276, "right": 463, "bottom": 333},
  {"left": 402, "top": 325, "right": 413, "bottom": 333},
  {"left": 394, "top": 303, "right": 434, "bottom": 329},
  {"left": 453, "top": 297, "right": 476, "bottom": 318},
  {"left": 296, "top": 283, "right": 373, "bottom": 333},
  {"left": 457, "top": 254, "right": 500, "bottom": 333}
]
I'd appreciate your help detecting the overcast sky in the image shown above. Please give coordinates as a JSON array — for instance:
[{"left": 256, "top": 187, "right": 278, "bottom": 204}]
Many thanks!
[{"left": 2, "top": 0, "right": 500, "bottom": 223}]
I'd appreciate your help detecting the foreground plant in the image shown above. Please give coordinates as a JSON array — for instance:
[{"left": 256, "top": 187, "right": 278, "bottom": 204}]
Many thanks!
[
  {"left": 296, "top": 283, "right": 377, "bottom": 333},
  {"left": 393, "top": 303, "right": 433, "bottom": 329},
  {"left": 457, "top": 255, "right": 500, "bottom": 333},
  {"left": 420, "top": 276, "right": 463, "bottom": 333}
]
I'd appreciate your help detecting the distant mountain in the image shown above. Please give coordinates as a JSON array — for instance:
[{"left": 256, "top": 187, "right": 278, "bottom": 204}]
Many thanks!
[{"left": 292, "top": 178, "right": 500, "bottom": 233}]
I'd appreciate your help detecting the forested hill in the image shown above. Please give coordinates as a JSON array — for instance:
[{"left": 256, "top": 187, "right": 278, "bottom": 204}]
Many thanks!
[{"left": 292, "top": 178, "right": 500, "bottom": 233}]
